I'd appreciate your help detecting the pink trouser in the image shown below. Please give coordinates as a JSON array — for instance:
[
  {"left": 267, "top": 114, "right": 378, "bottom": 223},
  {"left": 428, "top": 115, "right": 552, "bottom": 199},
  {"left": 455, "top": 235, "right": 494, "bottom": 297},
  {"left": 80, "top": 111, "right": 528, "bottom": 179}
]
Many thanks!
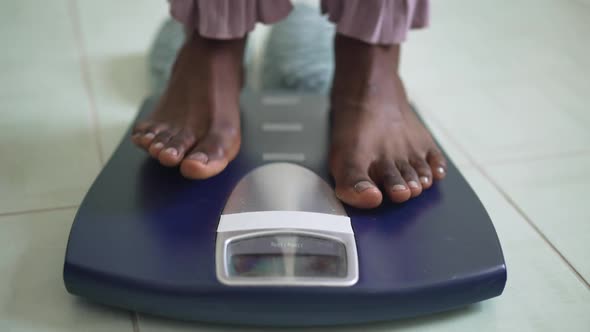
[{"left": 169, "top": 0, "right": 429, "bottom": 45}]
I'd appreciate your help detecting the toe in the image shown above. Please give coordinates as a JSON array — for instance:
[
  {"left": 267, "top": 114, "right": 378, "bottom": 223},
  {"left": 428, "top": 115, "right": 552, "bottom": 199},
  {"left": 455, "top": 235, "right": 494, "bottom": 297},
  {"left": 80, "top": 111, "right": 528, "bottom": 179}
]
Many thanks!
[
  {"left": 332, "top": 161, "right": 383, "bottom": 209},
  {"left": 373, "top": 161, "right": 412, "bottom": 203},
  {"left": 158, "top": 130, "right": 197, "bottom": 167},
  {"left": 180, "top": 129, "right": 239, "bottom": 179},
  {"left": 397, "top": 160, "right": 422, "bottom": 197},
  {"left": 132, "top": 120, "right": 152, "bottom": 135},
  {"left": 131, "top": 132, "right": 143, "bottom": 146},
  {"left": 148, "top": 130, "right": 175, "bottom": 158},
  {"left": 411, "top": 157, "right": 433, "bottom": 189},
  {"left": 427, "top": 149, "right": 447, "bottom": 180},
  {"left": 131, "top": 120, "right": 152, "bottom": 146},
  {"left": 138, "top": 124, "right": 167, "bottom": 149},
  {"left": 139, "top": 132, "right": 156, "bottom": 149},
  {"left": 181, "top": 148, "right": 227, "bottom": 180}
]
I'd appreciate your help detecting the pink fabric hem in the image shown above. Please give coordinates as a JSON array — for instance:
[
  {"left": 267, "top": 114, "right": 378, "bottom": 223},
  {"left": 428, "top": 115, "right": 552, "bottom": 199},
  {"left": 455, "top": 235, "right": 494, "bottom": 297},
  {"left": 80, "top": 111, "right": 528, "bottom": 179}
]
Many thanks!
[
  {"left": 169, "top": 0, "right": 429, "bottom": 44},
  {"left": 321, "top": 0, "right": 430, "bottom": 44},
  {"left": 169, "top": 0, "right": 293, "bottom": 39}
]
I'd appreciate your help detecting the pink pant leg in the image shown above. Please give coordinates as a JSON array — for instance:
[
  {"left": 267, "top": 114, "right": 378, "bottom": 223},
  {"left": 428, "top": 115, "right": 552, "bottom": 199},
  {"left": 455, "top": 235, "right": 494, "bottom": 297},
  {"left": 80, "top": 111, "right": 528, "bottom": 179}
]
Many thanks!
[
  {"left": 168, "top": 0, "right": 293, "bottom": 39},
  {"left": 321, "top": 0, "right": 430, "bottom": 45}
]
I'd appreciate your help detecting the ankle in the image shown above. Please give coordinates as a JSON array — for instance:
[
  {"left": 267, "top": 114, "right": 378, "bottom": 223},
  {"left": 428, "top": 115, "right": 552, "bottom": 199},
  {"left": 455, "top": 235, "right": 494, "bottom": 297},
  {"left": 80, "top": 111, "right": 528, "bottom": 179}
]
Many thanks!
[
  {"left": 186, "top": 31, "right": 247, "bottom": 55},
  {"left": 334, "top": 34, "right": 400, "bottom": 77}
]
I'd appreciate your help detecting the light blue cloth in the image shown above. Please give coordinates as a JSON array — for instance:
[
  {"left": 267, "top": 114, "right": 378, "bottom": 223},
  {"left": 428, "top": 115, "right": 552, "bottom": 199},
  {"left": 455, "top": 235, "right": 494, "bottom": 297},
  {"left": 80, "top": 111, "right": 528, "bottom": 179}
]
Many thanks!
[{"left": 261, "top": 3, "right": 334, "bottom": 94}]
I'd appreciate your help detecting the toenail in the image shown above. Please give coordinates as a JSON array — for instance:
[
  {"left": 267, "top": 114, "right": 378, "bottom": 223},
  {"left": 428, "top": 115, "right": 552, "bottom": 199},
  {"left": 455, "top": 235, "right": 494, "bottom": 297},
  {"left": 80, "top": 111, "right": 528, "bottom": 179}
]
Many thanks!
[
  {"left": 420, "top": 176, "right": 430, "bottom": 185},
  {"left": 407, "top": 181, "right": 419, "bottom": 189},
  {"left": 153, "top": 142, "right": 163, "bottom": 149},
  {"left": 436, "top": 167, "right": 446, "bottom": 175},
  {"left": 391, "top": 184, "right": 407, "bottom": 192},
  {"left": 164, "top": 148, "right": 178, "bottom": 156},
  {"left": 144, "top": 132, "right": 155, "bottom": 139},
  {"left": 187, "top": 152, "right": 208, "bottom": 164},
  {"left": 353, "top": 181, "right": 374, "bottom": 193}
]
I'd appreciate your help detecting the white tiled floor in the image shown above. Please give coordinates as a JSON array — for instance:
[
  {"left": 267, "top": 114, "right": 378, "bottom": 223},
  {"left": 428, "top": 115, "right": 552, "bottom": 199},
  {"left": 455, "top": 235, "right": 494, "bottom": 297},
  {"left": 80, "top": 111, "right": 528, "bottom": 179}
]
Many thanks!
[
  {"left": 0, "top": 210, "right": 133, "bottom": 331},
  {"left": 74, "top": 0, "right": 167, "bottom": 159},
  {"left": 0, "top": 0, "right": 102, "bottom": 214},
  {"left": 486, "top": 155, "right": 590, "bottom": 280},
  {"left": 0, "top": 0, "right": 588, "bottom": 331}
]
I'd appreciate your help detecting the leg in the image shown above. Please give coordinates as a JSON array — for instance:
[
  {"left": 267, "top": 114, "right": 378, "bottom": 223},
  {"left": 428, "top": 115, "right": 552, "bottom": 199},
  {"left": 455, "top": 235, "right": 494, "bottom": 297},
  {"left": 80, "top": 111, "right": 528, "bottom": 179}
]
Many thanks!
[
  {"left": 326, "top": 0, "right": 446, "bottom": 209},
  {"left": 132, "top": 0, "right": 292, "bottom": 179}
]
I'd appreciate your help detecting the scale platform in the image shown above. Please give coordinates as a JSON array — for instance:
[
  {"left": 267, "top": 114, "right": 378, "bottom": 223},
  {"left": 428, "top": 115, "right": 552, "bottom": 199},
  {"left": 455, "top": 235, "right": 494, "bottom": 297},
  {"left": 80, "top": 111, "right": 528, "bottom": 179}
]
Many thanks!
[{"left": 63, "top": 93, "right": 506, "bottom": 326}]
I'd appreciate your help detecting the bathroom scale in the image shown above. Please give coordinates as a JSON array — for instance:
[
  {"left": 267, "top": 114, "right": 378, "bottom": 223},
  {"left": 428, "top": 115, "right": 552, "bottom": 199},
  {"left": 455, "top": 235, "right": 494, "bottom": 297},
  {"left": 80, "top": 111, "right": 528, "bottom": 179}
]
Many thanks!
[{"left": 63, "top": 92, "right": 507, "bottom": 326}]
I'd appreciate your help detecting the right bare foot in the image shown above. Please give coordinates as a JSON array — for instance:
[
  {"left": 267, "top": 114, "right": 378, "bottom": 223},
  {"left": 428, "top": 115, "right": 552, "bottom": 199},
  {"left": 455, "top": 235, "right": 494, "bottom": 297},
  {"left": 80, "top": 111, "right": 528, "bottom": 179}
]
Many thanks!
[{"left": 131, "top": 32, "right": 244, "bottom": 179}]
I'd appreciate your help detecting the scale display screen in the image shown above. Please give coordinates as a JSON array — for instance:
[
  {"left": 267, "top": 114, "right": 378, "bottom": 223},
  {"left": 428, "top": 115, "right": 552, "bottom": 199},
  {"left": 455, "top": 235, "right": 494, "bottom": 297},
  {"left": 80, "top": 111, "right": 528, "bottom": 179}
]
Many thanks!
[{"left": 227, "top": 234, "right": 347, "bottom": 278}]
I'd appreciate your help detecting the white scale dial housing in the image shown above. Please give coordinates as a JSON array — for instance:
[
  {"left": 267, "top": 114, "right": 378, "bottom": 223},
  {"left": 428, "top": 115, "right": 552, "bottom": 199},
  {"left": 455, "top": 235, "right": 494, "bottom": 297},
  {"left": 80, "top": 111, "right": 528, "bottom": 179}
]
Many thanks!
[{"left": 215, "top": 163, "right": 359, "bottom": 287}]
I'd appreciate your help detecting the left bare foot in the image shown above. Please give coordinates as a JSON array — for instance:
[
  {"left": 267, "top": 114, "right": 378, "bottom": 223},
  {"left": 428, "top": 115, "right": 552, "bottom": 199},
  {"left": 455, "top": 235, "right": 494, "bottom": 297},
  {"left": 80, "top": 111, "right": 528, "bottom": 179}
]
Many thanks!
[
  {"left": 329, "top": 34, "right": 447, "bottom": 209},
  {"left": 131, "top": 32, "right": 245, "bottom": 179}
]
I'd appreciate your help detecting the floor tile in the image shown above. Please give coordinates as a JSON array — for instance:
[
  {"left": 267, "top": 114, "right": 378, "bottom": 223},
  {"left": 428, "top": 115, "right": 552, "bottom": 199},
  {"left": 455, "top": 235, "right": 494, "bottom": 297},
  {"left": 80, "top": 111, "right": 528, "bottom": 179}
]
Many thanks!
[
  {"left": 404, "top": 0, "right": 590, "bottom": 88},
  {"left": 0, "top": 57, "right": 101, "bottom": 214},
  {"left": 0, "top": 209, "right": 134, "bottom": 332},
  {"left": 414, "top": 83, "right": 590, "bottom": 164},
  {"left": 74, "top": 0, "right": 167, "bottom": 159},
  {"left": 402, "top": 0, "right": 590, "bottom": 164},
  {"left": 486, "top": 154, "right": 590, "bottom": 280},
  {"left": 0, "top": 0, "right": 78, "bottom": 61},
  {"left": 413, "top": 105, "right": 472, "bottom": 169},
  {"left": 0, "top": 0, "right": 102, "bottom": 214},
  {"left": 0, "top": 0, "right": 102, "bottom": 215},
  {"left": 137, "top": 169, "right": 590, "bottom": 331},
  {"left": 75, "top": 0, "right": 168, "bottom": 57},
  {"left": 86, "top": 55, "right": 152, "bottom": 160}
]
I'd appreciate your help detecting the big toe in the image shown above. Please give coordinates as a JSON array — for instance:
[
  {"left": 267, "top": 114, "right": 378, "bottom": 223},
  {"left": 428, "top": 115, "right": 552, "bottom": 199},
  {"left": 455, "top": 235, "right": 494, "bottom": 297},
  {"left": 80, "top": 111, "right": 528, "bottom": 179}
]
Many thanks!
[
  {"left": 180, "top": 128, "right": 239, "bottom": 180},
  {"left": 180, "top": 151, "right": 229, "bottom": 179},
  {"left": 332, "top": 162, "right": 383, "bottom": 209}
]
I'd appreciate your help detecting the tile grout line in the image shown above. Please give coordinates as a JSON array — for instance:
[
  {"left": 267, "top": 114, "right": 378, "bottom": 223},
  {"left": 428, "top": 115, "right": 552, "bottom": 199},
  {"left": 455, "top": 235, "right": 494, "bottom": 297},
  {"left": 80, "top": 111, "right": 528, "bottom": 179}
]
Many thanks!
[
  {"left": 67, "top": 0, "right": 105, "bottom": 166},
  {"left": 131, "top": 311, "right": 141, "bottom": 332},
  {"left": 420, "top": 109, "right": 590, "bottom": 289},
  {"left": 477, "top": 168, "right": 590, "bottom": 289},
  {"left": 0, "top": 205, "right": 79, "bottom": 218}
]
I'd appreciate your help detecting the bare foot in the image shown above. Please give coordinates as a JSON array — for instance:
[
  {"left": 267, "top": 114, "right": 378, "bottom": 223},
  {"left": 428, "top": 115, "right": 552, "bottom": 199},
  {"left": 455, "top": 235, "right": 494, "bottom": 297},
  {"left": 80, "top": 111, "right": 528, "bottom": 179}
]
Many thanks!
[
  {"left": 329, "top": 35, "right": 447, "bottom": 209},
  {"left": 131, "top": 32, "right": 244, "bottom": 179}
]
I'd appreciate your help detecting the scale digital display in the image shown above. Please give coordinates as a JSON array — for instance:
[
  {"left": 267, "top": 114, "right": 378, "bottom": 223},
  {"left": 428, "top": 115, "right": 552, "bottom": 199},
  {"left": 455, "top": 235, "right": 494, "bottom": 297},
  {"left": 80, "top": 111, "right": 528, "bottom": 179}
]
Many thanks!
[{"left": 227, "top": 234, "right": 347, "bottom": 278}]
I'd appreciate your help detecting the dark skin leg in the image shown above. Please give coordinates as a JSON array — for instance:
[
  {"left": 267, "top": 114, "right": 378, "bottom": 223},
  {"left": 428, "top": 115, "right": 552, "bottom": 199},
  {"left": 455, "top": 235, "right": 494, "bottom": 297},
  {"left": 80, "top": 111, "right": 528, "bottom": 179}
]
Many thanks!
[
  {"left": 131, "top": 32, "right": 244, "bottom": 179},
  {"left": 330, "top": 34, "right": 447, "bottom": 209}
]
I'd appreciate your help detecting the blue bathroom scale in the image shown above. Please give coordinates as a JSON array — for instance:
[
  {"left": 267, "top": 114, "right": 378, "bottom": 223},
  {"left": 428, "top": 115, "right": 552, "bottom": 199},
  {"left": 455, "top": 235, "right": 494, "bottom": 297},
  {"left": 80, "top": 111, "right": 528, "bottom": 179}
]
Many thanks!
[{"left": 63, "top": 93, "right": 506, "bottom": 326}]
